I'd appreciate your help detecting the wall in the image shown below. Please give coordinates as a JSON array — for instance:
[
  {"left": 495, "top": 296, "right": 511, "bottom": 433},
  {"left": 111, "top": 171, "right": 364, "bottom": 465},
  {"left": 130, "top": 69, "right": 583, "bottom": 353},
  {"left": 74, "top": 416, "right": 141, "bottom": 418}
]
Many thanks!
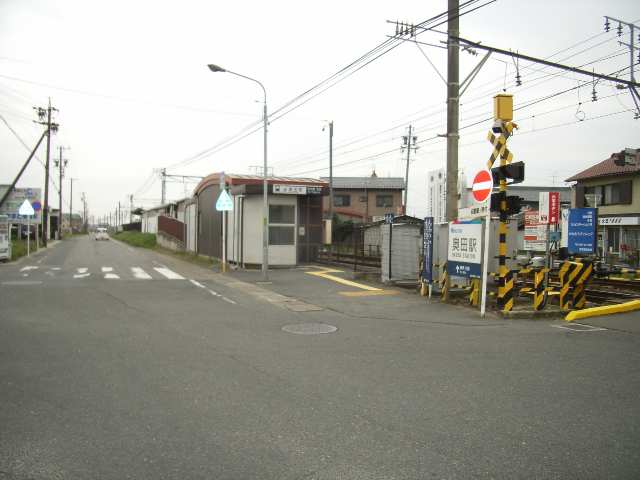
[
  {"left": 197, "top": 185, "right": 222, "bottom": 258},
  {"left": 157, "top": 231, "right": 183, "bottom": 251},
  {"left": 142, "top": 213, "right": 158, "bottom": 234},
  {"left": 185, "top": 203, "right": 197, "bottom": 253},
  {"left": 158, "top": 215, "right": 185, "bottom": 242},
  {"left": 324, "top": 189, "right": 404, "bottom": 221},
  {"left": 381, "top": 223, "right": 422, "bottom": 282}
]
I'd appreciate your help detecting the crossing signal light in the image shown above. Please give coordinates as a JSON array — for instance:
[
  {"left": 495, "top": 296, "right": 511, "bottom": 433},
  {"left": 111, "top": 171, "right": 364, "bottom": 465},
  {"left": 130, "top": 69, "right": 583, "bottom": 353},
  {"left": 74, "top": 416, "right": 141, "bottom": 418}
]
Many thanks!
[
  {"left": 491, "top": 161, "right": 525, "bottom": 185},
  {"left": 490, "top": 194, "right": 522, "bottom": 215}
]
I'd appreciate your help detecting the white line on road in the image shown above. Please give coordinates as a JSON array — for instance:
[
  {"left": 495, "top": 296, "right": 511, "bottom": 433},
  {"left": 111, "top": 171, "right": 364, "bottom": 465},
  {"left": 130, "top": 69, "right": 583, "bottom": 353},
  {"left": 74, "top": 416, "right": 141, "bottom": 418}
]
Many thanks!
[
  {"left": 2, "top": 280, "right": 43, "bottom": 285},
  {"left": 190, "top": 279, "right": 206, "bottom": 288},
  {"left": 50, "top": 267, "right": 61, "bottom": 271},
  {"left": 20, "top": 266, "right": 38, "bottom": 272},
  {"left": 74, "top": 273, "right": 91, "bottom": 279},
  {"left": 153, "top": 267, "right": 184, "bottom": 280},
  {"left": 131, "top": 267, "right": 152, "bottom": 279},
  {"left": 77, "top": 267, "right": 88, "bottom": 274},
  {"left": 104, "top": 273, "right": 120, "bottom": 279},
  {"left": 101, "top": 267, "right": 113, "bottom": 273},
  {"left": 208, "top": 289, "right": 220, "bottom": 296},
  {"left": 222, "top": 297, "right": 237, "bottom": 305}
]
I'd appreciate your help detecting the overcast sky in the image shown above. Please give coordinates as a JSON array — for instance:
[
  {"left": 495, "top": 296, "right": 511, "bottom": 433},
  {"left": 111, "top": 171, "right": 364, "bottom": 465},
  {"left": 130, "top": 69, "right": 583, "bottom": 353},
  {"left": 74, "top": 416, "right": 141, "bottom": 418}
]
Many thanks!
[{"left": 1, "top": 0, "right": 638, "bottom": 220}]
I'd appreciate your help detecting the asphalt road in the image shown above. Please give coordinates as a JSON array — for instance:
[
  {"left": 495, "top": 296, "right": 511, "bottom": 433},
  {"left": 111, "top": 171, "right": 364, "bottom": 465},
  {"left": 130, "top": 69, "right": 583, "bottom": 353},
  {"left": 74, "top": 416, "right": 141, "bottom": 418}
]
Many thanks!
[{"left": 1, "top": 235, "right": 640, "bottom": 479}]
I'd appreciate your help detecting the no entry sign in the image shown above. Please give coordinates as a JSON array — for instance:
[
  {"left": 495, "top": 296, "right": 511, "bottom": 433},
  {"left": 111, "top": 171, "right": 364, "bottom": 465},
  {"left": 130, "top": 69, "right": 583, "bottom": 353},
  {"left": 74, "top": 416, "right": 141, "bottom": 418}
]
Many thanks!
[{"left": 472, "top": 169, "right": 493, "bottom": 203}]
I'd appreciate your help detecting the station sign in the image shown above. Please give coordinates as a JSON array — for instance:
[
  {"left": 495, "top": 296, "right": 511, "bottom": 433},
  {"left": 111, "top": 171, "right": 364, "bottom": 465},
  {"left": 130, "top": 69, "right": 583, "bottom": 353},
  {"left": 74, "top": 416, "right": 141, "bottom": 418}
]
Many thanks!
[
  {"left": 447, "top": 221, "right": 482, "bottom": 278},
  {"left": 273, "top": 184, "right": 323, "bottom": 195},
  {"left": 567, "top": 208, "right": 597, "bottom": 254},
  {"left": 422, "top": 217, "right": 434, "bottom": 283},
  {"left": 458, "top": 204, "right": 489, "bottom": 220}
]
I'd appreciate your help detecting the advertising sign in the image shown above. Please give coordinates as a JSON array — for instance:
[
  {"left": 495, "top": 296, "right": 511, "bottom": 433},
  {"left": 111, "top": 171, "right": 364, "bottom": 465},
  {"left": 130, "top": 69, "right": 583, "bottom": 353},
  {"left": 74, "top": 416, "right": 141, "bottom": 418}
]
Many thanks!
[
  {"left": 447, "top": 221, "right": 482, "bottom": 278},
  {"left": 0, "top": 186, "right": 42, "bottom": 225},
  {"left": 568, "top": 208, "right": 597, "bottom": 254},
  {"left": 538, "top": 192, "right": 560, "bottom": 224},
  {"left": 524, "top": 210, "right": 547, "bottom": 251},
  {"left": 422, "top": 217, "right": 434, "bottom": 283}
]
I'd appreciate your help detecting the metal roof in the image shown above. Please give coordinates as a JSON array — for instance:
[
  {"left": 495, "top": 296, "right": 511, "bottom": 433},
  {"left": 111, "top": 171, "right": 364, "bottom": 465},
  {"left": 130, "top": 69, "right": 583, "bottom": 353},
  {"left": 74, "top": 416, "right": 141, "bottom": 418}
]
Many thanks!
[
  {"left": 320, "top": 176, "right": 405, "bottom": 190},
  {"left": 195, "top": 172, "right": 328, "bottom": 196}
]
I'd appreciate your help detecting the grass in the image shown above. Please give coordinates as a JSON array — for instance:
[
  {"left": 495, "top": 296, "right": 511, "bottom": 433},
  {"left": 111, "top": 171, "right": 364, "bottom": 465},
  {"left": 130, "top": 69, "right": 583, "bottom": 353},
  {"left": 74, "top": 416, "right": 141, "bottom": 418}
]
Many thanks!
[
  {"left": 10, "top": 238, "right": 39, "bottom": 261},
  {"left": 113, "top": 231, "right": 157, "bottom": 249}
]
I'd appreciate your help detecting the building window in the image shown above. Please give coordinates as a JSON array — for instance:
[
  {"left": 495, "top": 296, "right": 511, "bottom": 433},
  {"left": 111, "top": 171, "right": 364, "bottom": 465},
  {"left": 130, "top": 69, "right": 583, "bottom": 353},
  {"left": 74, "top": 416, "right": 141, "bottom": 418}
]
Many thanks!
[
  {"left": 584, "top": 181, "right": 632, "bottom": 206},
  {"left": 334, "top": 194, "right": 351, "bottom": 207},
  {"left": 269, "top": 204, "right": 295, "bottom": 246},
  {"left": 269, "top": 205, "right": 295, "bottom": 224},
  {"left": 607, "top": 227, "right": 620, "bottom": 253},
  {"left": 269, "top": 226, "right": 295, "bottom": 245},
  {"left": 376, "top": 194, "right": 393, "bottom": 207}
]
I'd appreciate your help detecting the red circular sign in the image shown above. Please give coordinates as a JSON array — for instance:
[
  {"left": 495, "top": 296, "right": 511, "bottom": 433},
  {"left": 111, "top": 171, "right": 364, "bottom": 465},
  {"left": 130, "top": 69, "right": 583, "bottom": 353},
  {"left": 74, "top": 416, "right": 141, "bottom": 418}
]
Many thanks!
[{"left": 472, "top": 169, "right": 493, "bottom": 203}]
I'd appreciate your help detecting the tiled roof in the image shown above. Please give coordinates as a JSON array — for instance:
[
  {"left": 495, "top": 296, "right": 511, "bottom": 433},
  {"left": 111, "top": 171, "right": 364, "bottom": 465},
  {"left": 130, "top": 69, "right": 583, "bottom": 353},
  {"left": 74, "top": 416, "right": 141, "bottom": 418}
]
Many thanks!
[
  {"left": 566, "top": 152, "right": 640, "bottom": 182},
  {"left": 320, "top": 177, "right": 405, "bottom": 190}
]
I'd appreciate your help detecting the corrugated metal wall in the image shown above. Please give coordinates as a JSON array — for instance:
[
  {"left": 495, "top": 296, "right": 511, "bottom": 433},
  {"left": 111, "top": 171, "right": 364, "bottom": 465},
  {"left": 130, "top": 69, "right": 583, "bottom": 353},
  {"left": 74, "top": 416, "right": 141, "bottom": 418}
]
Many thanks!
[
  {"left": 381, "top": 223, "right": 422, "bottom": 282},
  {"left": 197, "top": 185, "right": 222, "bottom": 258}
]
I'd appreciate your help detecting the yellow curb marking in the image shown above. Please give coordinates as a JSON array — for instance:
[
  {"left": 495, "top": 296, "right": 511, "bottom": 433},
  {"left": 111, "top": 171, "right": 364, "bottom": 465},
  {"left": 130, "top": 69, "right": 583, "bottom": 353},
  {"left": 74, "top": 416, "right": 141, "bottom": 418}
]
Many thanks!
[
  {"left": 565, "top": 299, "right": 640, "bottom": 322},
  {"left": 339, "top": 290, "right": 398, "bottom": 297},
  {"left": 306, "top": 267, "right": 381, "bottom": 291}
]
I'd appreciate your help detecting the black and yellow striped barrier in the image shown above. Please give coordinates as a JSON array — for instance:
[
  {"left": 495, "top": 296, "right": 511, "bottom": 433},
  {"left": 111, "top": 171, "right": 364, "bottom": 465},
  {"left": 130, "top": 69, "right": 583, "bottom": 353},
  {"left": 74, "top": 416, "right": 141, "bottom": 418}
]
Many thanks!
[
  {"left": 533, "top": 268, "right": 548, "bottom": 311},
  {"left": 572, "top": 261, "right": 593, "bottom": 309},
  {"left": 469, "top": 278, "right": 480, "bottom": 307},
  {"left": 559, "top": 261, "right": 584, "bottom": 311},
  {"left": 440, "top": 262, "right": 448, "bottom": 301}
]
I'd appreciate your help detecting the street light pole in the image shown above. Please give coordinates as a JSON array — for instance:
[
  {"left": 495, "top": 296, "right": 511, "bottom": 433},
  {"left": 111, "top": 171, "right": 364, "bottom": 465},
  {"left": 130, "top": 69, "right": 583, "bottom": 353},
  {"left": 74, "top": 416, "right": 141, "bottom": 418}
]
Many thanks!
[{"left": 208, "top": 64, "right": 269, "bottom": 281}]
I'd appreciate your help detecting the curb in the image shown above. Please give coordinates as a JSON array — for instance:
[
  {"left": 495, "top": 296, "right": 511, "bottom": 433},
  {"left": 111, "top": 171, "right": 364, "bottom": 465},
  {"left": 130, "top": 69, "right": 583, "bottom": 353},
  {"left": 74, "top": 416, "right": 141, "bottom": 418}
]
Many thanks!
[{"left": 565, "top": 300, "right": 640, "bottom": 322}]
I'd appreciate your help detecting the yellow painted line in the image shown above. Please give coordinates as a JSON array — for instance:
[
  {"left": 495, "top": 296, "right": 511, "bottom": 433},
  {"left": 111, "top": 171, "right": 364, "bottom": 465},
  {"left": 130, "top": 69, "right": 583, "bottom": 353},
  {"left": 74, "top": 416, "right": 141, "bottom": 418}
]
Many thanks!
[
  {"left": 565, "top": 300, "right": 640, "bottom": 322},
  {"left": 306, "top": 267, "right": 382, "bottom": 291},
  {"left": 339, "top": 290, "right": 398, "bottom": 297}
]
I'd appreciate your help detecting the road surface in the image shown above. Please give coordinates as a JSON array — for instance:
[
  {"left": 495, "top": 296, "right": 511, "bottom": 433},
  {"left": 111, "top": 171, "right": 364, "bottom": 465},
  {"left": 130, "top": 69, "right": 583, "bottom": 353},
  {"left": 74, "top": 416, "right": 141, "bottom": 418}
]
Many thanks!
[{"left": 1, "top": 235, "right": 639, "bottom": 479}]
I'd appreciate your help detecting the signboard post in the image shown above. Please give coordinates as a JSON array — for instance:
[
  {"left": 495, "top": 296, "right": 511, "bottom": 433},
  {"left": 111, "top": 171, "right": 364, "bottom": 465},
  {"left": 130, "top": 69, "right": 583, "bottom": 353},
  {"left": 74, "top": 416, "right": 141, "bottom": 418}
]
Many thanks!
[
  {"left": 568, "top": 208, "right": 597, "bottom": 254},
  {"left": 422, "top": 217, "right": 434, "bottom": 298},
  {"left": 18, "top": 199, "right": 35, "bottom": 256},
  {"left": 216, "top": 173, "right": 234, "bottom": 273},
  {"left": 470, "top": 169, "right": 493, "bottom": 316}
]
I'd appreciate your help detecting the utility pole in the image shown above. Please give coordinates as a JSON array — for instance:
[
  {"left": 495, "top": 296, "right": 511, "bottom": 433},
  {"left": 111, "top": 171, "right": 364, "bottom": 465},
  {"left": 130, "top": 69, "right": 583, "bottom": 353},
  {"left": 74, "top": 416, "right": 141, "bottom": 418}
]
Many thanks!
[
  {"left": 444, "top": 0, "right": 460, "bottom": 301},
  {"left": 324, "top": 121, "right": 334, "bottom": 220},
  {"left": 605, "top": 15, "right": 640, "bottom": 118},
  {"left": 401, "top": 125, "right": 418, "bottom": 215},
  {"left": 55, "top": 146, "right": 68, "bottom": 240},
  {"left": 160, "top": 168, "right": 167, "bottom": 205},
  {"left": 129, "top": 194, "right": 133, "bottom": 223},
  {"left": 117, "top": 202, "right": 121, "bottom": 230},
  {"left": 81, "top": 192, "right": 87, "bottom": 232},
  {"left": 34, "top": 99, "right": 58, "bottom": 247},
  {"left": 69, "top": 178, "right": 74, "bottom": 234}
]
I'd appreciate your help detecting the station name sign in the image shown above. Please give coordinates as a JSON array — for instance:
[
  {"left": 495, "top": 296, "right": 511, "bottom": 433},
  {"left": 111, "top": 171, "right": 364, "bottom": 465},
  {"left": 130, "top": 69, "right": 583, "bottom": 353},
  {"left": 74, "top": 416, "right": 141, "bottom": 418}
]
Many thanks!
[{"left": 272, "top": 184, "right": 323, "bottom": 195}]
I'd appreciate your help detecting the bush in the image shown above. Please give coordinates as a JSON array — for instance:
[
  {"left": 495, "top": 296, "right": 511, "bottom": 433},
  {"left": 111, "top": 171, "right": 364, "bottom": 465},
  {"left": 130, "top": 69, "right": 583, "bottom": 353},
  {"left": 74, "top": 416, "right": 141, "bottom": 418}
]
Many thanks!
[
  {"left": 113, "top": 231, "right": 157, "bottom": 248},
  {"left": 11, "top": 238, "right": 39, "bottom": 261}
]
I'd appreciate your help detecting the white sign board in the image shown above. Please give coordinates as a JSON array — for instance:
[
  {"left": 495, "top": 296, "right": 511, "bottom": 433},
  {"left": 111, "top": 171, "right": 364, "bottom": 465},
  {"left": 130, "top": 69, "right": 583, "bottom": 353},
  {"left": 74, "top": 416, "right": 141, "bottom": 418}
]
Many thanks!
[
  {"left": 599, "top": 216, "right": 640, "bottom": 225},
  {"left": 18, "top": 199, "right": 35, "bottom": 216},
  {"left": 0, "top": 186, "right": 42, "bottom": 225},
  {"left": 273, "top": 184, "right": 307, "bottom": 195},
  {"left": 215, "top": 190, "right": 234, "bottom": 211},
  {"left": 447, "top": 222, "right": 482, "bottom": 265},
  {"left": 524, "top": 210, "right": 547, "bottom": 251},
  {"left": 458, "top": 204, "right": 489, "bottom": 220},
  {"left": 561, "top": 207, "right": 569, "bottom": 248}
]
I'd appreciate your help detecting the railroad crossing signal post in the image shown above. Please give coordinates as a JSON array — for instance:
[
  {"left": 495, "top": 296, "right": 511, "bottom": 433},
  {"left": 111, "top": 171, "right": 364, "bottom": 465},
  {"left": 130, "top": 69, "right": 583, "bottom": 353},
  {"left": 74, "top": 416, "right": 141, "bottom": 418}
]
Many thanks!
[{"left": 487, "top": 94, "right": 518, "bottom": 312}]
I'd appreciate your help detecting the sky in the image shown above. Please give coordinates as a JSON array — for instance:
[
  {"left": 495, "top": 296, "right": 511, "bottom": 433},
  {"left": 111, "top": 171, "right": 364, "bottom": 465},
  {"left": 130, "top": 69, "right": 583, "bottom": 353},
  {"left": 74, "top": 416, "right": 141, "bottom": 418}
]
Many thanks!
[{"left": 0, "top": 0, "right": 638, "bottom": 221}]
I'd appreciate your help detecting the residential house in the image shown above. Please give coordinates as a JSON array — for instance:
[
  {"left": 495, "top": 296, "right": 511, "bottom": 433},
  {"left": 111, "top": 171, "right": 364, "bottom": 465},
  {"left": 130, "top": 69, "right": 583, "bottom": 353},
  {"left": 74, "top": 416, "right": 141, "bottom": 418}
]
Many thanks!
[
  {"left": 320, "top": 171, "right": 405, "bottom": 223},
  {"left": 566, "top": 148, "right": 640, "bottom": 265}
]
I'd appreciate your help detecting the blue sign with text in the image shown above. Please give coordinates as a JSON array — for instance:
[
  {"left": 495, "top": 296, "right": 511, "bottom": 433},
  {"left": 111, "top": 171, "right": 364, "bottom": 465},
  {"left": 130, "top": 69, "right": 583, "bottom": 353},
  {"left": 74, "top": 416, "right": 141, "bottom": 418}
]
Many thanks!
[
  {"left": 567, "top": 208, "right": 597, "bottom": 254},
  {"left": 422, "top": 217, "right": 434, "bottom": 283}
]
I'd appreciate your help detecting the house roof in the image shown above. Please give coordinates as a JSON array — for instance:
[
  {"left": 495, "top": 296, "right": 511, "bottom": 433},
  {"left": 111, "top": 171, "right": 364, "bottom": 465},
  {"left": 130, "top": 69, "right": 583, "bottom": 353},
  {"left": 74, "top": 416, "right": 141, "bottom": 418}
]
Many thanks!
[
  {"left": 565, "top": 151, "right": 640, "bottom": 182},
  {"left": 195, "top": 172, "right": 327, "bottom": 195},
  {"left": 320, "top": 176, "right": 405, "bottom": 190}
]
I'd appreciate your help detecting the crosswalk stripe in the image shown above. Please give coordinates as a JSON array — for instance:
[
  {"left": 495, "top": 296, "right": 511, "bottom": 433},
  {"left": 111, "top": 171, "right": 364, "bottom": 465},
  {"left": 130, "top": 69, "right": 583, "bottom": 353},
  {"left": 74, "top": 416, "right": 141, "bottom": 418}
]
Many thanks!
[
  {"left": 104, "top": 273, "right": 119, "bottom": 279},
  {"left": 131, "top": 267, "right": 152, "bottom": 279},
  {"left": 153, "top": 267, "right": 184, "bottom": 280},
  {"left": 77, "top": 267, "right": 88, "bottom": 274},
  {"left": 101, "top": 267, "right": 113, "bottom": 273}
]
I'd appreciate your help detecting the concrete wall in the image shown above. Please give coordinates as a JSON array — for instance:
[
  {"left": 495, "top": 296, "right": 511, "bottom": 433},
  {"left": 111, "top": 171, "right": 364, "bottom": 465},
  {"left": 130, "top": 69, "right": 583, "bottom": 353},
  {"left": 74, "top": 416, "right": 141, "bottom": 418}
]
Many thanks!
[
  {"left": 142, "top": 214, "right": 158, "bottom": 234},
  {"left": 574, "top": 174, "right": 640, "bottom": 216},
  {"left": 185, "top": 203, "right": 197, "bottom": 253}
]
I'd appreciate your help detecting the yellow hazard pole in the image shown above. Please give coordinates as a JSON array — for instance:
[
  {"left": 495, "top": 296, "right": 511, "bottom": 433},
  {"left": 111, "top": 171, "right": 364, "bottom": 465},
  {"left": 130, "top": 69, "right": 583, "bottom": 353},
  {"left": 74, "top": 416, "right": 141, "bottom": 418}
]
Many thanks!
[{"left": 487, "top": 94, "right": 517, "bottom": 313}]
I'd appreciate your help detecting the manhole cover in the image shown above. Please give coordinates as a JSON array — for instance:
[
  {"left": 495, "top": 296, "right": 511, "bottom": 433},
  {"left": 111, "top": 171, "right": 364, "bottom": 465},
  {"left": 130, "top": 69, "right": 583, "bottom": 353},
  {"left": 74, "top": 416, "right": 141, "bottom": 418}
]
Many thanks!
[{"left": 282, "top": 323, "right": 337, "bottom": 335}]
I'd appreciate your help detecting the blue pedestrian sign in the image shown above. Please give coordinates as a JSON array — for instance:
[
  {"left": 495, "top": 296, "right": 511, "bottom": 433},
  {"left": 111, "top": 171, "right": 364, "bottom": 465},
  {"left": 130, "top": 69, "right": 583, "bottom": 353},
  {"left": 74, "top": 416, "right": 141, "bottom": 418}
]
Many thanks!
[
  {"left": 215, "top": 190, "right": 234, "bottom": 211},
  {"left": 567, "top": 208, "right": 597, "bottom": 254}
]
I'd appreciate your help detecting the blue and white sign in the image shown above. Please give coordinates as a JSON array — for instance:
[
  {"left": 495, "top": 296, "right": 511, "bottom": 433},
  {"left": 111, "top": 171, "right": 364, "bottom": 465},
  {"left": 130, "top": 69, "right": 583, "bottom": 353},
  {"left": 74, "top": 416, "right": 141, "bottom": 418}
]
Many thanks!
[
  {"left": 567, "top": 208, "right": 597, "bottom": 254},
  {"left": 447, "top": 221, "right": 482, "bottom": 278},
  {"left": 422, "top": 217, "right": 434, "bottom": 283},
  {"left": 215, "top": 190, "right": 234, "bottom": 211},
  {"left": 384, "top": 213, "right": 394, "bottom": 224}
]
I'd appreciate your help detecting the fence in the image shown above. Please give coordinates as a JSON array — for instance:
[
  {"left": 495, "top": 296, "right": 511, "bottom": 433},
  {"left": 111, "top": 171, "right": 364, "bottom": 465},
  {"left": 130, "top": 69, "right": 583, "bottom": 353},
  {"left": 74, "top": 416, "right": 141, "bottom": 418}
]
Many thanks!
[
  {"left": 158, "top": 215, "right": 184, "bottom": 242},
  {"left": 317, "top": 223, "right": 382, "bottom": 271},
  {"left": 121, "top": 222, "right": 141, "bottom": 232}
]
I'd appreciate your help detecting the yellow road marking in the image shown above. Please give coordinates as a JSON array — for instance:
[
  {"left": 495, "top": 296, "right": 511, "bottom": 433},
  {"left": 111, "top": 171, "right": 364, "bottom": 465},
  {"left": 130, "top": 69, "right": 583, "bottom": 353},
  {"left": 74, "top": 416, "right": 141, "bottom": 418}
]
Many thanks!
[
  {"left": 339, "top": 290, "right": 398, "bottom": 297},
  {"left": 306, "top": 267, "right": 382, "bottom": 291}
]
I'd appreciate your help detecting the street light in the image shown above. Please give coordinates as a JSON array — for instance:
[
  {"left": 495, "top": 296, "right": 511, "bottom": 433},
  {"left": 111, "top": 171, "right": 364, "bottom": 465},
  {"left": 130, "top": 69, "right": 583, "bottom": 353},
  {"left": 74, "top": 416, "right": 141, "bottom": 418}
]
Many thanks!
[{"left": 208, "top": 64, "right": 269, "bottom": 281}]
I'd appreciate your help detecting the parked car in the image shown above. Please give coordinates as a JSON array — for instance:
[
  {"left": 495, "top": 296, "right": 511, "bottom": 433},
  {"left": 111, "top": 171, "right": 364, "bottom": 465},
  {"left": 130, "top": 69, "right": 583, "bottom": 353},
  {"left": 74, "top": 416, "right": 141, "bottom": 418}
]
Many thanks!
[{"left": 95, "top": 227, "right": 109, "bottom": 241}]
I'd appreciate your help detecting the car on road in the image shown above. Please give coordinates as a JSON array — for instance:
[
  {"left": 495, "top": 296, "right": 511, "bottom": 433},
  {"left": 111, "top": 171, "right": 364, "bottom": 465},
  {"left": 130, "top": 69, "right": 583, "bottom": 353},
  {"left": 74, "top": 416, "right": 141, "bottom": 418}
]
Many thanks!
[{"left": 95, "top": 227, "right": 109, "bottom": 241}]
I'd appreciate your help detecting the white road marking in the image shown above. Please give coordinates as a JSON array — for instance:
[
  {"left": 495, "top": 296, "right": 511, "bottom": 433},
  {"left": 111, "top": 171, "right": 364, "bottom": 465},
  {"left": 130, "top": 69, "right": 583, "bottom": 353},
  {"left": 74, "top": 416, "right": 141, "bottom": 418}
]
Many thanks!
[
  {"left": 74, "top": 273, "right": 91, "bottom": 279},
  {"left": 206, "top": 288, "right": 236, "bottom": 305},
  {"left": 77, "top": 267, "right": 88, "bottom": 274},
  {"left": 208, "top": 289, "right": 220, "bottom": 296},
  {"left": 190, "top": 279, "right": 206, "bottom": 289},
  {"left": 20, "top": 266, "right": 38, "bottom": 272},
  {"left": 101, "top": 267, "right": 113, "bottom": 273},
  {"left": 131, "top": 267, "right": 152, "bottom": 279},
  {"left": 552, "top": 323, "right": 607, "bottom": 332},
  {"left": 2, "top": 280, "right": 43, "bottom": 285},
  {"left": 22, "top": 273, "right": 28, "bottom": 277},
  {"left": 50, "top": 267, "right": 61, "bottom": 271},
  {"left": 104, "top": 273, "right": 120, "bottom": 279},
  {"left": 153, "top": 267, "right": 184, "bottom": 280},
  {"left": 222, "top": 297, "right": 237, "bottom": 305}
]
